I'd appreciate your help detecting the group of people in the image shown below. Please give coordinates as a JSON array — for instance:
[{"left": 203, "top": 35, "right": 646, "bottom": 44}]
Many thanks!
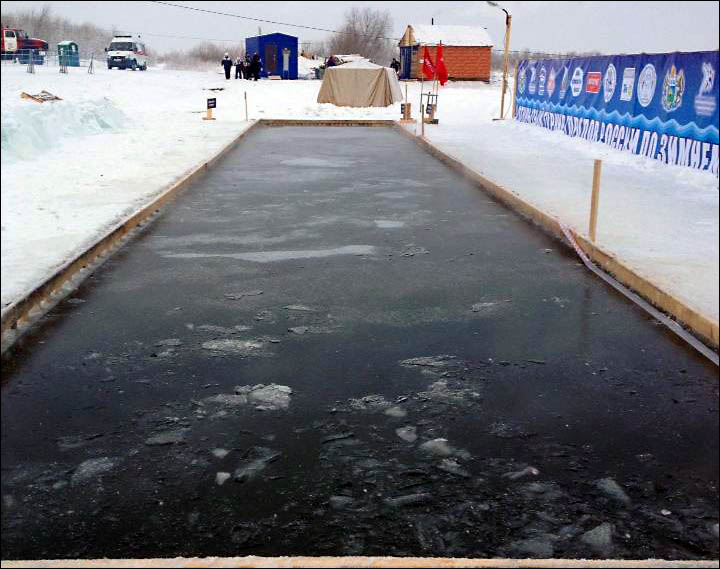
[{"left": 221, "top": 52, "right": 262, "bottom": 81}]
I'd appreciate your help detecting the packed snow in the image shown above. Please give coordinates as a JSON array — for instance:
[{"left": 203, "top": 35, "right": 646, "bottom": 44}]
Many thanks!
[{"left": 1, "top": 61, "right": 717, "bottom": 325}]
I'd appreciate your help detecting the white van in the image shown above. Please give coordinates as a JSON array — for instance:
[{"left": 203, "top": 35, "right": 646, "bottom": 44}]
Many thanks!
[{"left": 105, "top": 35, "right": 148, "bottom": 70}]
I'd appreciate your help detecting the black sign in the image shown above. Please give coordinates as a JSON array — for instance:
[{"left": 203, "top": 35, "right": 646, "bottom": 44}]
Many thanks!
[
  {"left": 207, "top": 98, "right": 217, "bottom": 109},
  {"left": 426, "top": 103, "right": 434, "bottom": 114},
  {"left": 401, "top": 103, "right": 406, "bottom": 113}
]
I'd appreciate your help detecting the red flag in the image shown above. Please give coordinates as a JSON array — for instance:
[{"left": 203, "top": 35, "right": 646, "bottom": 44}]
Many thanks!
[
  {"left": 436, "top": 42, "right": 448, "bottom": 86},
  {"left": 421, "top": 46, "right": 435, "bottom": 80}
]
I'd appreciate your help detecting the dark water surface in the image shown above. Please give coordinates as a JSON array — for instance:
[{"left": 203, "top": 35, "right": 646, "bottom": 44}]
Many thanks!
[{"left": 2, "top": 127, "right": 718, "bottom": 560}]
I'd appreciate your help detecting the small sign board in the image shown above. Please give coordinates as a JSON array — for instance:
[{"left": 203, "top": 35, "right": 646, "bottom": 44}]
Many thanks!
[
  {"left": 207, "top": 98, "right": 217, "bottom": 109},
  {"left": 401, "top": 103, "right": 406, "bottom": 113},
  {"left": 426, "top": 103, "right": 434, "bottom": 114}
]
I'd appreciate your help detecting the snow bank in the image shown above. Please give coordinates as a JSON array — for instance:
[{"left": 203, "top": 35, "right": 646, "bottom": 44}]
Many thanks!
[{"left": 1, "top": 97, "right": 128, "bottom": 164}]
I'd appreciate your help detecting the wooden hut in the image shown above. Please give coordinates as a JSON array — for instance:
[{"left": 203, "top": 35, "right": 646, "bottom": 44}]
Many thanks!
[{"left": 398, "top": 24, "right": 494, "bottom": 81}]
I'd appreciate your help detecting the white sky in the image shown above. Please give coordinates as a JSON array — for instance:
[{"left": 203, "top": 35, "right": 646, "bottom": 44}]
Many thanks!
[{"left": 1, "top": 1, "right": 718, "bottom": 55}]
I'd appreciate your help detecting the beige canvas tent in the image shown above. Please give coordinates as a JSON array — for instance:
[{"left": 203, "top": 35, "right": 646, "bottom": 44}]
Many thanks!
[{"left": 317, "top": 59, "right": 403, "bottom": 107}]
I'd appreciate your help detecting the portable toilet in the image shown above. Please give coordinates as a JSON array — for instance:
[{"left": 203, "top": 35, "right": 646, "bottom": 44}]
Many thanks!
[
  {"left": 57, "top": 41, "right": 80, "bottom": 66},
  {"left": 245, "top": 32, "right": 298, "bottom": 79}
]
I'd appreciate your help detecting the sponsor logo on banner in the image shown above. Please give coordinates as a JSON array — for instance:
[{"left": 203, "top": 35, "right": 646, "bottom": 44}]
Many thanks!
[
  {"left": 547, "top": 67, "right": 557, "bottom": 97},
  {"left": 604, "top": 63, "right": 617, "bottom": 102},
  {"left": 528, "top": 64, "right": 538, "bottom": 94},
  {"left": 518, "top": 65, "right": 527, "bottom": 94},
  {"left": 694, "top": 61, "right": 717, "bottom": 117},
  {"left": 559, "top": 67, "right": 570, "bottom": 98},
  {"left": 538, "top": 66, "right": 547, "bottom": 95},
  {"left": 620, "top": 67, "right": 635, "bottom": 101},
  {"left": 571, "top": 67, "right": 584, "bottom": 97},
  {"left": 661, "top": 64, "right": 685, "bottom": 112},
  {"left": 637, "top": 63, "right": 657, "bottom": 107},
  {"left": 586, "top": 71, "right": 602, "bottom": 93}
]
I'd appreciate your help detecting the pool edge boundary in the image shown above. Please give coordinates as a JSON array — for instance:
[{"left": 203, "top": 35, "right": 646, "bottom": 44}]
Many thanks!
[
  {"left": 1, "top": 556, "right": 718, "bottom": 568},
  {"left": 394, "top": 125, "right": 719, "bottom": 353},
  {"left": 0, "top": 121, "right": 261, "bottom": 355}
]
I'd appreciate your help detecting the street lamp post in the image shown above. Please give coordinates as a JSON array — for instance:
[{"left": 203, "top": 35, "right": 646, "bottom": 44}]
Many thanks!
[{"left": 487, "top": 1, "right": 512, "bottom": 119}]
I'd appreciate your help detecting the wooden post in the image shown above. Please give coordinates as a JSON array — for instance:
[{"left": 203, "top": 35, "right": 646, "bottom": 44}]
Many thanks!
[
  {"left": 244, "top": 91, "right": 248, "bottom": 121},
  {"left": 499, "top": 14, "right": 512, "bottom": 119},
  {"left": 203, "top": 108, "right": 215, "bottom": 121},
  {"left": 511, "top": 60, "right": 519, "bottom": 118},
  {"left": 589, "top": 159, "right": 602, "bottom": 242}
]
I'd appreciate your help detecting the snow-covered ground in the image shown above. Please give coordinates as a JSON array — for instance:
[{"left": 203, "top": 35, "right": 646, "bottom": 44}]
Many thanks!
[{"left": 1, "top": 62, "right": 718, "bottom": 324}]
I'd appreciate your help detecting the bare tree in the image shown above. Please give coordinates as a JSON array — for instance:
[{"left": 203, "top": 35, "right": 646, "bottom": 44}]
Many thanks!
[{"left": 327, "top": 7, "right": 394, "bottom": 64}]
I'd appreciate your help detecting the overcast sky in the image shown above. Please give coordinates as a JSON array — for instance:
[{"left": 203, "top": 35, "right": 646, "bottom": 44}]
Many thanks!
[{"left": 2, "top": 1, "right": 718, "bottom": 55}]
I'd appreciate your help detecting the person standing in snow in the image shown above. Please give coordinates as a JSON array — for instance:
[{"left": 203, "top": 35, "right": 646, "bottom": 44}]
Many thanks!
[
  {"left": 250, "top": 53, "right": 261, "bottom": 81},
  {"left": 235, "top": 56, "right": 244, "bottom": 79},
  {"left": 391, "top": 57, "right": 400, "bottom": 75},
  {"left": 221, "top": 53, "right": 233, "bottom": 80},
  {"left": 244, "top": 55, "right": 252, "bottom": 80}
]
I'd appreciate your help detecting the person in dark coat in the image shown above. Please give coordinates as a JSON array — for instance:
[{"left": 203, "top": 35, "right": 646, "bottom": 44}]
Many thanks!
[
  {"left": 221, "top": 52, "right": 233, "bottom": 80},
  {"left": 235, "top": 57, "right": 244, "bottom": 79},
  {"left": 250, "top": 53, "right": 261, "bottom": 81},
  {"left": 244, "top": 55, "right": 252, "bottom": 80},
  {"left": 391, "top": 57, "right": 400, "bottom": 75}
]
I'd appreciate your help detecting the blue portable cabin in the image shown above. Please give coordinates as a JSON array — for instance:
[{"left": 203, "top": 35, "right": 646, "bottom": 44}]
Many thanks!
[{"left": 245, "top": 32, "right": 298, "bottom": 79}]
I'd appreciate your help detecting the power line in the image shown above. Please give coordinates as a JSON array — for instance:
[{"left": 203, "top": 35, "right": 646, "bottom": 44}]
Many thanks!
[{"left": 150, "top": 1, "right": 402, "bottom": 41}]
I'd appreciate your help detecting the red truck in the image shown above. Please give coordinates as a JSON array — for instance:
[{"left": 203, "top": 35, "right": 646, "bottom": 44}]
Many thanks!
[{"left": 2, "top": 27, "right": 48, "bottom": 64}]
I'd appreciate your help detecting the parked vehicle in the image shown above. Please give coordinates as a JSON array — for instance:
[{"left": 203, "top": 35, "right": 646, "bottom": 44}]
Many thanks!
[
  {"left": 105, "top": 35, "right": 148, "bottom": 70},
  {"left": 1, "top": 27, "right": 48, "bottom": 64}
]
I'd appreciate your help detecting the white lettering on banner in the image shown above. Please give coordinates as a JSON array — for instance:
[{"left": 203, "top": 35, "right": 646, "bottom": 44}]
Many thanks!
[{"left": 514, "top": 105, "right": 718, "bottom": 176}]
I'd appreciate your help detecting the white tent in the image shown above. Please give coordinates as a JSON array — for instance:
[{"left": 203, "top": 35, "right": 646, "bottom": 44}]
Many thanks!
[{"left": 317, "top": 59, "right": 403, "bottom": 108}]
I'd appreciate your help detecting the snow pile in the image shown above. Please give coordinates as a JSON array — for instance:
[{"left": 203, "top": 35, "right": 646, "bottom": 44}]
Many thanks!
[{"left": 1, "top": 97, "right": 128, "bottom": 164}]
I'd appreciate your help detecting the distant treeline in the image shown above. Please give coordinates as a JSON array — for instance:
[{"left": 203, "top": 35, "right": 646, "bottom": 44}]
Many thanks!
[
  {"left": 156, "top": 42, "right": 247, "bottom": 70},
  {"left": 491, "top": 49, "right": 605, "bottom": 73},
  {"left": 1, "top": 4, "right": 112, "bottom": 57}
]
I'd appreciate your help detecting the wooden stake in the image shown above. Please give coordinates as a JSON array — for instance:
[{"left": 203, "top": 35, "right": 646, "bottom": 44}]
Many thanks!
[
  {"left": 499, "top": 14, "right": 512, "bottom": 119},
  {"left": 203, "top": 108, "right": 215, "bottom": 121},
  {"left": 244, "top": 91, "right": 248, "bottom": 121},
  {"left": 589, "top": 159, "right": 602, "bottom": 242}
]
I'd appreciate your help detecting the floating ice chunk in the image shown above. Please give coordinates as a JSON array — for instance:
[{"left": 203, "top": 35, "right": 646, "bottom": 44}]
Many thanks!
[
  {"left": 234, "top": 447, "right": 281, "bottom": 482},
  {"left": 596, "top": 477, "right": 631, "bottom": 504},
  {"left": 237, "top": 384, "right": 292, "bottom": 411},
  {"left": 289, "top": 326, "right": 309, "bottom": 335},
  {"left": 349, "top": 394, "right": 390, "bottom": 411},
  {"left": 383, "top": 493, "right": 432, "bottom": 507},
  {"left": 201, "top": 339, "right": 267, "bottom": 356},
  {"left": 211, "top": 448, "right": 230, "bottom": 459},
  {"left": 503, "top": 466, "right": 540, "bottom": 480},
  {"left": 71, "top": 457, "right": 120, "bottom": 485},
  {"left": 437, "top": 458, "right": 470, "bottom": 478},
  {"left": 419, "top": 438, "right": 470, "bottom": 459},
  {"left": 224, "top": 290, "right": 263, "bottom": 300},
  {"left": 384, "top": 406, "right": 407, "bottom": 418},
  {"left": 145, "top": 428, "right": 190, "bottom": 446},
  {"left": 216, "top": 472, "right": 231, "bottom": 486},
  {"left": 419, "top": 438, "right": 454, "bottom": 457},
  {"left": 374, "top": 220, "right": 405, "bottom": 229},
  {"left": 155, "top": 338, "right": 182, "bottom": 347},
  {"left": 204, "top": 384, "right": 293, "bottom": 411},
  {"left": 400, "top": 355, "right": 457, "bottom": 369},
  {"left": 283, "top": 305, "right": 316, "bottom": 312},
  {"left": 396, "top": 426, "right": 418, "bottom": 443},
  {"left": 329, "top": 495, "right": 354, "bottom": 510}
]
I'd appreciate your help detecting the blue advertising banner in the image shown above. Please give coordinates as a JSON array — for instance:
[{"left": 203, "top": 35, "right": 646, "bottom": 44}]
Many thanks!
[{"left": 514, "top": 51, "right": 719, "bottom": 177}]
